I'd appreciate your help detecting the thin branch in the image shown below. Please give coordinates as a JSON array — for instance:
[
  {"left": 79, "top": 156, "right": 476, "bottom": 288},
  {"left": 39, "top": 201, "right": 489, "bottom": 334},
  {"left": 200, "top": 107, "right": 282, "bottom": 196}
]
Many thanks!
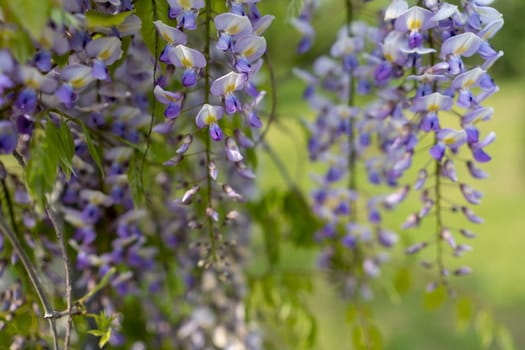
[
  {"left": 46, "top": 206, "right": 73, "bottom": 350},
  {"left": 0, "top": 213, "right": 59, "bottom": 350},
  {"left": 140, "top": 0, "right": 160, "bottom": 198},
  {"left": 204, "top": 0, "right": 217, "bottom": 261},
  {"left": 253, "top": 51, "right": 278, "bottom": 148}
]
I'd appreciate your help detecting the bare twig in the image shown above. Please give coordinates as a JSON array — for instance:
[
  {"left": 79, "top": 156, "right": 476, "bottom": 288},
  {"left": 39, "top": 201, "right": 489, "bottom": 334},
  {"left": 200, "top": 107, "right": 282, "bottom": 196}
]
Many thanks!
[
  {"left": 0, "top": 214, "right": 59, "bottom": 350},
  {"left": 253, "top": 51, "right": 278, "bottom": 148},
  {"left": 46, "top": 206, "right": 73, "bottom": 350}
]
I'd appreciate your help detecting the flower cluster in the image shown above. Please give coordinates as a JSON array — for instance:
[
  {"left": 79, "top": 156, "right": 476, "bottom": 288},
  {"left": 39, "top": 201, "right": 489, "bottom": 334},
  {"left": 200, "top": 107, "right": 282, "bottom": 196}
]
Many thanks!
[
  {"left": 0, "top": 0, "right": 272, "bottom": 348},
  {"left": 294, "top": 0, "right": 503, "bottom": 297}
]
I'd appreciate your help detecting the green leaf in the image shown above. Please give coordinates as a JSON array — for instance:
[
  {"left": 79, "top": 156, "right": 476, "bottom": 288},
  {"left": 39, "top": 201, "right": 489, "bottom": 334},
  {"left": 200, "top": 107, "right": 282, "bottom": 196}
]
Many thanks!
[
  {"left": 98, "top": 326, "right": 112, "bottom": 348},
  {"left": 455, "top": 296, "right": 473, "bottom": 333},
  {"left": 85, "top": 10, "right": 134, "bottom": 29},
  {"left": 25, "top": 130, "right": 59, "bottom": 210},
  {"left": 82, "top": 124, "right": 105, "bottom": 177},
  {"left": 393, "top": 267, "right": 412, "bottom": 296},
  {"left": 0, "top": 27, "right": 33, "bottom": 63},
  {"left": 45, "top": 119, "right": 75, "bottom": 180},
  {"left": 0, "top": 0, "right": 52, "bottom": 39},
  {"left": 127, "top": 151, "right": 144, "bottom": 207},
  {"left": 423, "top": 284, "right": 447, "bottom": 311},
  {"left": 497, "top": 325, "right": 515, "bottom": 350},
  {"left": 346, "top": 304, "right": 357, "bottom": 324},
  {"left": 134, "top": 0, "right": 170, "bottom": 57},
  {"left": 352, "top": 323, "right": 383, "bottom": 350},
  {"left": 87, "top": 311, "right": 115, "bottom": 349},
  {"left": 475, "top": 309, "right": 494, "bottom": 348},
  {"left": 282, "top": 189, "right": 320, "bottom": 247}
]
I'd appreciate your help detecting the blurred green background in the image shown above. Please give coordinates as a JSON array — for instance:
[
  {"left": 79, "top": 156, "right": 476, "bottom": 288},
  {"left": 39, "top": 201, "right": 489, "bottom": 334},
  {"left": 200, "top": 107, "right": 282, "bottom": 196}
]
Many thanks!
[{"left": 254, "top": 0, "right": 525, "bottom": 349}]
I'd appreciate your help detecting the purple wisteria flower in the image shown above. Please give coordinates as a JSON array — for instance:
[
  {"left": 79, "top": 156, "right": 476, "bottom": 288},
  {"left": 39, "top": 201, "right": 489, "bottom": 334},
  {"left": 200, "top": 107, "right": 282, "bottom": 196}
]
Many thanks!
[
  {"left": 195, "top": 104, "right": 224, "bottom": 141},
  {"left": 167, "top": 45, "right": 206, "bottom": 87},
  {"left": 214, "top": 13, "right": 253, "bottom": 51},
  {"left": 154, "top": 85, "right": 184, "bottom": 119},
  {"left": 210, "top": 71, "right": 245, "bottom": 114},
  {"left": 167, "top": 0, "right": 205, "bottom": 30},
  {"left": 86, "top": 37, "right": 123, "bottom": 80}
]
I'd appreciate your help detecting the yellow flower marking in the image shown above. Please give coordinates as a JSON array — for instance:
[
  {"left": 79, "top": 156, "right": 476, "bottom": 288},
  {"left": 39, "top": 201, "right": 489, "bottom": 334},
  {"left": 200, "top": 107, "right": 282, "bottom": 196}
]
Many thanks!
[
  {"left": 204, "top": 113, "right": 217, "bottom": 125},
  {"left": 408, "top": 19, "right": 421, "bottom": 31},
  {"left": 181, "top": 56, "right": 192, "bottom": 67},
  {"left": 179, "top": 0, "right": 192, "bottom": 9},
  {"left": 98, "top": 49, "right": 111, "bottom": 61},
  {"left": 243, "top": 45, "right": 256, "bottom": 58},
  {"left": 70, "top": 77, "right": 86, "bottom": 89},
  {"left": 225, "top": 83, "right": 236, "bottom": 94},
  {"left": 228, "top": 24, "right": 240, "bottom": 35},
  {"left": 428, "top": 104, "right": 439, "bottom": 112}
]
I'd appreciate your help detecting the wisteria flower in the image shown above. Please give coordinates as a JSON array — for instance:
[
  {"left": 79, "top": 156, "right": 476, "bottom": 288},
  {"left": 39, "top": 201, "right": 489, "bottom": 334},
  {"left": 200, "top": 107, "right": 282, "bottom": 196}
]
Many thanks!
[
  {"left": 429, "top": 128, "right": 467, "bottom": 160},
  {"left": 440, "top": 32, "right": 483, "bottom": 74},
  {"left": 168, "top": 45, "right": 206, "bottom": 87},
  {"left": 0, "top": 121, "right": 18, "bottom": 154},
  {"left": 214, "top": 13, "right": 253, "bottom": 51},
  {"left": 211, "top": 71, "right": 245, "bottom": 114},
  {"left": 154, "top": 85, "right": 184, "bottom": 119},
  {"left": 86, "top": 37, "right": 123, "bottom": 80},
  {"left": 196, "top": 104, "right": 224, "bottom": 141},
  {"left": 394, "top": 6, "right": 435, "bottom": 48},
  {"left": 56, "top": 64, "right": 96, "bottom": 106},
  {"left": 412, "top": 92, "right": 453, "bottom": 132},
  {"left": 154, "top": 20, "right": 187, "bottom": 62},
  {"left": 167, "top": 0, "right": 205, "bottom": 30},
  {"left": 233, "top": 35, "right": 266, "bottom": 72}
]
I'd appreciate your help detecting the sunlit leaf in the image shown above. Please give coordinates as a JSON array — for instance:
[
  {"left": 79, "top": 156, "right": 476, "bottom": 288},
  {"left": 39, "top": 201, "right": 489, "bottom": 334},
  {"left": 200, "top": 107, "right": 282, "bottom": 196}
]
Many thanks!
[
  {"left": 455, "top": 296, "right": 473, "bottom": 333},
  {"left": 128, "top": 151, "right": 144, "bottom": 207},
  {"left": 394, "top": 267, "right": 412, "bottom": 296},
  {"left": 82, "top": 124, "right": 104, "bottom": 178},
  {"left": 497, "top": 324, "right": 516, "bottom": 350},
  {"left": 25, "top": 129, "right": 59, "bottom": 210},
  {"left": 134, "top": 0, "right": 170, "bottom": 56},
  {"left": 475, "top": 309, "right": 494, "bottom": 349},
  {"left": 0, "top": 0, "right": 52, "bottom": 39},
  {"left": 352, "top": 323, "right": 383, "bottom": 350},
  {"left": 423, "top": 284, "right": 447, "bottom": 311},
  {"left": 85, "top": 10, "right": 134, "bottom": 29}
]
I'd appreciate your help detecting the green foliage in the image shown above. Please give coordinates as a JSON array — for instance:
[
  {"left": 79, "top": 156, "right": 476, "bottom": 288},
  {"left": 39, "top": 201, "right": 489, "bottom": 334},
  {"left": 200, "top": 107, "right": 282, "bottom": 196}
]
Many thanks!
[
  {"left": 352, "top": 323, "right": 383, "bottom": 350},
  {"left": 85, "top": 10, "right": 134, "bottom": 29},
  {"left": 82, "top": 124, "right": 105, "bottom": 178},
  {"left": 25, "top": 131, "right": 58, "bottom": 210},
  {"left": 247, "top": 272, "right": 316, "bottom": 349},
  {"left": 0, "top": 26, "right": 33, "bottom": 63},
  {"left": 475, "top": 309, "right": 494, "bottom": 348},
  {"left": 0, "top": 0, "right": 52, "bottom": 39},
  {"left": 455, "top": 296, "right": 473, "bottom": 333},
  {"left": 249, "top": 188, "right": 320, "bottom": 266},
  {"left": 128, "top": 151, "right": 145, "bottom": 207},
  {"left": 134, "top": 0, "right": 170, "bottom": 56},
  {"left": 393, "top": 267, "right": 412, "bottom": 297},
  {"left": 87, "top": 311, "right": 115, "bottom": 348},
  {"left": 46, "top": 118, "right": 76, "bottom": 180},
  {"left": 497, "top": 324, "right": 516, "bottom": 350},
  {"left": 423, "top": 285, "right": 447, "bottom": 311}
]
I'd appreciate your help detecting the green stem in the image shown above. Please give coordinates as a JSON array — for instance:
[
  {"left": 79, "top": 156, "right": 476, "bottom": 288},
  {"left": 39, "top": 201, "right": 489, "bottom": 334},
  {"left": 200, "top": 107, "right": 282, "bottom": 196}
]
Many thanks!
[
  {"left": 204, "top": 0, "right": 216, "bottom": 261},
  {"left": 428, "top": 28, "right": 448, "bottom": 288},
  {"left": 141, "top": 0, "right": 160, "bottom": 190},
  {"left": 345, "top": 0, "right": 357, "bottom": 222},
  {"left": 46, "top": 207, "right": 73, "bottom": 350},
  {"left": 253, "top": 51, "right": 277, "bottom": 147}
]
